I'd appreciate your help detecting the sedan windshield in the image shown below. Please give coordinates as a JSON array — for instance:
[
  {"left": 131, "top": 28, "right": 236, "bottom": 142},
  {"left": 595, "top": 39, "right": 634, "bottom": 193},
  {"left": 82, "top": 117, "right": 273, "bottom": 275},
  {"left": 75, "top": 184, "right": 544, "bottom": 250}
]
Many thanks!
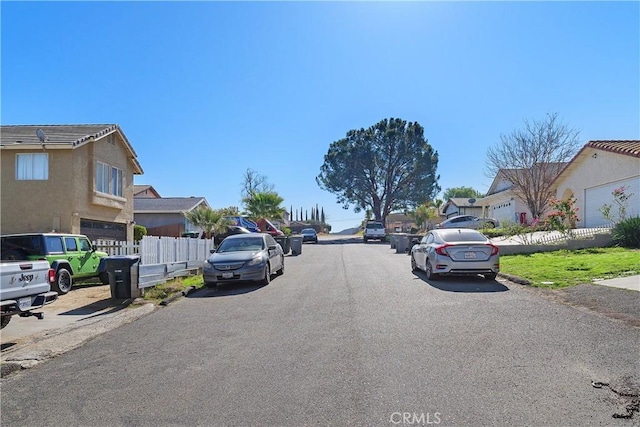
[
  {"left": 217, "top": 237, "right": 264, "bottom": 253},
  {"left": 439, "top": 230, "right": 488, "bottom": 242}
]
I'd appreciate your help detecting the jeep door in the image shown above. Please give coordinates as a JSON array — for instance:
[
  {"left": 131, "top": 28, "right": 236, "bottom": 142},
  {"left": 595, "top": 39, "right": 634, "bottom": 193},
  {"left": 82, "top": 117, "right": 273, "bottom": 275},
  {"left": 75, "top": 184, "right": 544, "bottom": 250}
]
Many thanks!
[{"left": 73, "top": 236, "right": 101, "bottom": 278}]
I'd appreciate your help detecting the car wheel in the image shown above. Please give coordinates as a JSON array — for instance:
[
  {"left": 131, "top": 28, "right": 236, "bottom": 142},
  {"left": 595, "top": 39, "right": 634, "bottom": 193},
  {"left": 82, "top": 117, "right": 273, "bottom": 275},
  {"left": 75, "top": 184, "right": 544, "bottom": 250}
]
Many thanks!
[
  {"left": 54, "top": 268, "right": 73, "bottom": 294},
  {"left": 0, "top": 316, "right": 11, "bottom": 329},
  {"left": 411, "top": 255, "right": 419, "bottom": 272},
  {"left": 484, "top": 273, "right": 497, "bottom": 280},
  {"left": 485, "top": 222, "right": 496, "bottom": 228},
  {"left": 260, "top": 263, "right": 271, "bottom": 286},
  {"left": 276, "top": 256, "right": 285, "bottom": 275},
  {"left": 425, "top": 262, "right": 438, "bottom": 280},
  {"left": 363, "top": 237, "right": 368, "bottom": 243}
]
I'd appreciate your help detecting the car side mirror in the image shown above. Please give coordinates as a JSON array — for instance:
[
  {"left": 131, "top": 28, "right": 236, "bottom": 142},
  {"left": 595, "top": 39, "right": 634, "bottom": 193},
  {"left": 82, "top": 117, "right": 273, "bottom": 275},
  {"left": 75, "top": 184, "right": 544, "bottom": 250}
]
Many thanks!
[
  {"left": 268, "top": 244, "right": 277, "bottom": 250},
  {"left": 210, "top": 249, "right": 216, "bottom": 254}
]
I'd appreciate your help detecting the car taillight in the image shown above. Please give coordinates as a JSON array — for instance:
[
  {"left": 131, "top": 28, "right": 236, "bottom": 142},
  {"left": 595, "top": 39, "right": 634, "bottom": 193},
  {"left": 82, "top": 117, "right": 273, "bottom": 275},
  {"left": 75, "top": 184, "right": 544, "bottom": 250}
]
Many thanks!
[
  {"left": 435, "top": 244, "right": 450, "bottom": 256},
  {"left": 488, "top": 244, "right": 499, "bottom": 255},
  {"left": 48, "top": 268, "right": 56, "bottom": 284}
]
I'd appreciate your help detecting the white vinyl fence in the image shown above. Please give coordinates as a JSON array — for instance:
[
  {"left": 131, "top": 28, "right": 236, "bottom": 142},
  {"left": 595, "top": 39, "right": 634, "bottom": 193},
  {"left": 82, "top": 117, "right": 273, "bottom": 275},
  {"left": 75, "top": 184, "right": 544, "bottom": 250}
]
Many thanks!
[
  {"left": 93, "top": 236, "right": 214, "bottom": 290},
  {"left": 93, "top": 236, "right": 214, "bottom": 265}
]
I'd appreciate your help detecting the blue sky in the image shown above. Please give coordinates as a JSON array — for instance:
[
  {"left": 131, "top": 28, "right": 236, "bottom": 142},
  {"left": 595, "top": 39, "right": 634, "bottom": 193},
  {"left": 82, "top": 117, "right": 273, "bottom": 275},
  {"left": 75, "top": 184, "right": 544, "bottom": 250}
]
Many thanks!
[{"left": 2, "top": 1, "right": 638, "bottom": 232}]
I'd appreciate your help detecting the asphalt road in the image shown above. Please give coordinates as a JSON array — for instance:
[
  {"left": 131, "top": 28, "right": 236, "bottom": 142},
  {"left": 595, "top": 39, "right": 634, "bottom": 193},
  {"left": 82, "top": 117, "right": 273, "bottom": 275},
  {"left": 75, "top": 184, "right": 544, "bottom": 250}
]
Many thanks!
[{"left": 1, "top": 238, "right": 639, "bottom": 426}]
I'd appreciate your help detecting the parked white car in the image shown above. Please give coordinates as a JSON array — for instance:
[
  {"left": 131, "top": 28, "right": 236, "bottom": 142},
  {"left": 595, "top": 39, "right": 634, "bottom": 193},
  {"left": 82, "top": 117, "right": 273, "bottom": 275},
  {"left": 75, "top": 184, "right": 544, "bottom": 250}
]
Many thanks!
[{"left": 435, "top": 215, "right": 498, "bottom": 229}]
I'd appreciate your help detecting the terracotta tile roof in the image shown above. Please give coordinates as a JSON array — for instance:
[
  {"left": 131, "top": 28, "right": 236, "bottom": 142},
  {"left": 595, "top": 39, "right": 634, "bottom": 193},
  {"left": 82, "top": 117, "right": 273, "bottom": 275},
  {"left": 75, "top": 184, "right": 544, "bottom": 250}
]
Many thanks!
[{"left": 586, "top": 140, "right": 640, "bottom": 158}]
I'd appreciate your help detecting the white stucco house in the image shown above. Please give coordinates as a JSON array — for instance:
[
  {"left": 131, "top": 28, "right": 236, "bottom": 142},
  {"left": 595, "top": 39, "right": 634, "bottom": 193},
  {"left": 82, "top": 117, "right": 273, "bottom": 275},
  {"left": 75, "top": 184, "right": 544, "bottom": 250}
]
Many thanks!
[
  {"left": 441, "top": 198, "right": 483, "bottom": 219},
  {"left": 477, "top": 170, "right": 536, "bottom": 226},
  {"left": 550, "top": 140, "right": 640, "bottom": 227}
]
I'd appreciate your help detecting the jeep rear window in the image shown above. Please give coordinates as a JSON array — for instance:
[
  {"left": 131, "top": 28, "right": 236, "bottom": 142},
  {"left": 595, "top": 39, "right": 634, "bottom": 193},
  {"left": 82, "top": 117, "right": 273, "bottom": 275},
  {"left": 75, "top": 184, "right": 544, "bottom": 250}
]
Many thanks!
[
  {"left": 366, "top": 223, "right": 383, "bottom": 229},
  {"left": 45, "top": 236, "right": 64, "bottom": 253}
]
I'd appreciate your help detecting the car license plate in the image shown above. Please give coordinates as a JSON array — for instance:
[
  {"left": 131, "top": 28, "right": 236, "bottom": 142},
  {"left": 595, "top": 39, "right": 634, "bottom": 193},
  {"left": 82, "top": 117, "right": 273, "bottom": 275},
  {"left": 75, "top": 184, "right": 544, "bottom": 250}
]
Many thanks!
[
  {"left": 18, "top": 297, "right": 32, "bottom": 311},
  {"left": 222, "top": 272, "right": 233, "bottom": 279},
  {"left": 464, "top": 252, "right": 477, "bottom": 259}
]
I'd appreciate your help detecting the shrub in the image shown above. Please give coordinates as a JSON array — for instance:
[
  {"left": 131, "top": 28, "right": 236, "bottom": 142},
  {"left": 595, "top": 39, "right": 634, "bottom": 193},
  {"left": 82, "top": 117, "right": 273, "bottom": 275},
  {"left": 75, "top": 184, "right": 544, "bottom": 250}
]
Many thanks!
[
  {"left": 134, "top": 224, "right": 147, "bottom": 242},
  {"left": 611, "top": 216, "right": 640, "bottom": 248},
  {"left": 481, "top": 228, "right": 506, "bottom": 238}
]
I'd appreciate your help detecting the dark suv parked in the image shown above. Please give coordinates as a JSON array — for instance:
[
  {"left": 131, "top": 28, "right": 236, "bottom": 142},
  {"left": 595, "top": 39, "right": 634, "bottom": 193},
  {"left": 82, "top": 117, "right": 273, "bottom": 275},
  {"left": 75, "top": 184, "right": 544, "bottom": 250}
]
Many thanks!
[{"left": 1, "top": 233, "right": 108, "bottom": 294}]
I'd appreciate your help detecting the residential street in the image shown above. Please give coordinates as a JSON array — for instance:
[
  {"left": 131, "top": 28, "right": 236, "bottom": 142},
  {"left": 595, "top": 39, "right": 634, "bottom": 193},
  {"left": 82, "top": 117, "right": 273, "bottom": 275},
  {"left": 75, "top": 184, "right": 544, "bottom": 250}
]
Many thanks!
[{"left": 1, "top": 238, "right": 639, "bottom": 426}]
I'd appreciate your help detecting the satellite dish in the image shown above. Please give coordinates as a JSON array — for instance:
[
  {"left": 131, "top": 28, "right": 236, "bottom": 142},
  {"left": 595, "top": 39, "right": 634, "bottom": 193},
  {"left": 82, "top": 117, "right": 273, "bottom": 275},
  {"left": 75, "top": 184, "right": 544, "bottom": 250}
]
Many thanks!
[
  {"left": 468, "top": 198, "right": 476, "bottom": 205},
  {"left": 36, "top": 128, "right": 47, "bottom": 143}
]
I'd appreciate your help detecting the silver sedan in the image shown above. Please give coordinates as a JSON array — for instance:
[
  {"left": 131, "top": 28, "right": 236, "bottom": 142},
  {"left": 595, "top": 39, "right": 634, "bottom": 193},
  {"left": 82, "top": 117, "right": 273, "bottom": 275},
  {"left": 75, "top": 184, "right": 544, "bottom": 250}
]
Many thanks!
[
  {"left": 203, "top": 233, "right": 284, "bottom": 287},
  {"left": 410, "top": 228, "right": 499, "bottom": 280}
]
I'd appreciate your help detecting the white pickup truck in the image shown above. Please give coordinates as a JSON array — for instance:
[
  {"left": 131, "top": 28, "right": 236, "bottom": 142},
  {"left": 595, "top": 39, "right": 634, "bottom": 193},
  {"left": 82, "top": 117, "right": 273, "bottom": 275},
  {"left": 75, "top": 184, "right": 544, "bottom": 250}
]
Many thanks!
[
  {"left": 363, "top": 221, "right": 386, "bottom": 243},
  {"left": 0, "top": 260, "right": 59, "bottom": 329}
]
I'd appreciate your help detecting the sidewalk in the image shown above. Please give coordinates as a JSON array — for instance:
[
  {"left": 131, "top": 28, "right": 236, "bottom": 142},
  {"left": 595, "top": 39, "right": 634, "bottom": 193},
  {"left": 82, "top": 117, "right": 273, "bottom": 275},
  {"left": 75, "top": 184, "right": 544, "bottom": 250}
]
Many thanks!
[{"left": 593, "top": 275, "right": 640, "bottom": 292}]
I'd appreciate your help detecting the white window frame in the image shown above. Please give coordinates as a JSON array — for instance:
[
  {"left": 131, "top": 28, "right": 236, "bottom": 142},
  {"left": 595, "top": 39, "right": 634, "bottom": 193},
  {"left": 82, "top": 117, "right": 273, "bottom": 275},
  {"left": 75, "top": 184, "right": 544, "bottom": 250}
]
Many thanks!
[
  {"left": 96, "top": 161, "right": 124, "bottom": 197},
  {"left": 111, "top": 166, "right": 123, "bottom": 197},
  {"left": 16, "top": 153, "right": 49, "bottom": 180}
]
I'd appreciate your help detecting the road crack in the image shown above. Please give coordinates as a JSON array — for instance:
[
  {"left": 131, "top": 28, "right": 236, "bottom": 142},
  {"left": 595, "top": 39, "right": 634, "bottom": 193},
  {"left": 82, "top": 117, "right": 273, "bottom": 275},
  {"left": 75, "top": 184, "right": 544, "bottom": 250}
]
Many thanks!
[{"left": 592, "top": 380, "right": 640, "bottom": 419}]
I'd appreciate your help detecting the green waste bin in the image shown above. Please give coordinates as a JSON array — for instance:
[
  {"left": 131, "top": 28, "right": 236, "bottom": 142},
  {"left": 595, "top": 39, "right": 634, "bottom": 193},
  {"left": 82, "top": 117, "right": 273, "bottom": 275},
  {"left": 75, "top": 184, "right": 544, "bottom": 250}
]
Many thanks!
[{"left": 274, "top": 236, "right": 290, "bottom": 254}]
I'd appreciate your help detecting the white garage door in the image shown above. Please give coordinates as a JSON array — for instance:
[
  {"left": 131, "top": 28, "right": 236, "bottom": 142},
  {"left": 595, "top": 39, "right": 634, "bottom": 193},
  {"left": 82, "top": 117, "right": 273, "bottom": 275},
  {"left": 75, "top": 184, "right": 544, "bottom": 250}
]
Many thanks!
[{"left": 584, "top": 177, "right": 640, "bottom": 227}]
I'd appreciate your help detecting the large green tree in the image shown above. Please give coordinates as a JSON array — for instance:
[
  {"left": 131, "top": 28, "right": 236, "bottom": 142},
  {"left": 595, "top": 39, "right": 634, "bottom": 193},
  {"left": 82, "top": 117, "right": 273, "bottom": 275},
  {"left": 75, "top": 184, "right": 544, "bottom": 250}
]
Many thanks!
[
  {"left": 317, "top": 118, "right": 440, "bottom": 224},
  {"left": 442, "top": 186, "right": 484, "bottom": 201},
  {"left": 243, "top": 191, "right": 286, "bottom": 220}
]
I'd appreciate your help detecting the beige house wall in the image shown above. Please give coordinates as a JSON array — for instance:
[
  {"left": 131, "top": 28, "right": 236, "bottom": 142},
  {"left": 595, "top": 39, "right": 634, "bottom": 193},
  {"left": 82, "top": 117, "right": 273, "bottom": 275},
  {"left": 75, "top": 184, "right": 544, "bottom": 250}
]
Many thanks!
[
  {"left": 554, "top": 147, "right": 640, "bottom": 224},
  {"left": 1, "top": 131, "right": 136, "bottom": 238}
]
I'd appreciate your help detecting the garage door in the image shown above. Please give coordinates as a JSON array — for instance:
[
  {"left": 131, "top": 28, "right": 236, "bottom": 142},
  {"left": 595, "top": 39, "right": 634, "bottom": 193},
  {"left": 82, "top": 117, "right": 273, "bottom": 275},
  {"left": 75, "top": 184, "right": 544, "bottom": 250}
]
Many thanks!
[
  {"left": 80, "top": 219, "right": 127, "bottom": 241},
  {"left": 584, "top": 177, "right": 640, "bottom": 227}
]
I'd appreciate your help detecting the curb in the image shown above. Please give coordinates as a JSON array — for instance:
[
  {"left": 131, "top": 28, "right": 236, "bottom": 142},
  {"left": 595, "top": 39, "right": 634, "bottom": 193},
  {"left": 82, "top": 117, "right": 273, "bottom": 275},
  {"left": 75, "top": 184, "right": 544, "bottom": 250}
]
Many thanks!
[
  {"left": 159, "top": 286, "right": 200, "bottom": 306},
  {"left": 498, "top": 272, "right": 532, "bottom": 286}
]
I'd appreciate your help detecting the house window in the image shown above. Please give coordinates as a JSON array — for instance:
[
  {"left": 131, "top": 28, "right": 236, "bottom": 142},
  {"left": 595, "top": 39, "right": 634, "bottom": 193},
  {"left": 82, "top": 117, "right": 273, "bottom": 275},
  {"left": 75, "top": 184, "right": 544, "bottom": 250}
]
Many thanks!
[
  {"left": 16, "top": 153, "right": 48, "bottom": 180},
  {"left": 111, "top": 167, "right": 123, "bottom": 197},
  {"left": 96, "top": 161, "right": 123, "bottom": 197}
]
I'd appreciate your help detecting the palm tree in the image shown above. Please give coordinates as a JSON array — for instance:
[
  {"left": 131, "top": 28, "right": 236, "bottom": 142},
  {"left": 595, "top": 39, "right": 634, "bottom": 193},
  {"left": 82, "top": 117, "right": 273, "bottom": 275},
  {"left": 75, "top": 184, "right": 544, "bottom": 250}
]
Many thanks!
[
  {"left": 183, "top": 207, "right": 233, "bottom": 238},
  {"left": 243, "top": 191, "right": 286, "bottom": 220}
]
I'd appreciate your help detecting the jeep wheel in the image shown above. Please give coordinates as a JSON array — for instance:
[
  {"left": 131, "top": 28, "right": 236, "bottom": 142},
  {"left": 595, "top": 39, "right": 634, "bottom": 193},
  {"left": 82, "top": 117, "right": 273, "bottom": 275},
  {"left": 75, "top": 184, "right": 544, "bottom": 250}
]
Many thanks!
[
  {"left": 99, "top": 272, "right": 109, "bottom": 285},
  {"left": 54, "top": 268, "right": 73, "bottom": 294}
]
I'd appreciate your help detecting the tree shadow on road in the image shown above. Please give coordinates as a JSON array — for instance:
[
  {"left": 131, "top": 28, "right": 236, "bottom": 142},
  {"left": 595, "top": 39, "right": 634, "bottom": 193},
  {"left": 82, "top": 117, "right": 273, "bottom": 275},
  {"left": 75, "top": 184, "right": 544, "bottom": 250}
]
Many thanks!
[{"left": 412, "top": 272, "right": 510, "bottom": 293}]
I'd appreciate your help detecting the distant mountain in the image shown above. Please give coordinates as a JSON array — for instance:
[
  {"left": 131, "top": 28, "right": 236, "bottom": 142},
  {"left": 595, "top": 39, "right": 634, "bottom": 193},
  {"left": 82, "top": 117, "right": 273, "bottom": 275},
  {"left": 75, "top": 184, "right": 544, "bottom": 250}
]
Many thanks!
[{"left": 332, "top": 227, "right": 360, "bottom": 235}]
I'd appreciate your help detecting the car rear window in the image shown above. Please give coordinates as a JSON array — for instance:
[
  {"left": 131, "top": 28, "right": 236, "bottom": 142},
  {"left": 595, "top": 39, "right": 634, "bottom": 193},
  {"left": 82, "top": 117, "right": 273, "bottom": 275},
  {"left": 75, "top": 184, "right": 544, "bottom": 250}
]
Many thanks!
[
  {"left": 439, "top": 230, "right": 488, "bottom": 242},
  {"left": 366, "top": 222, "right": 384, "bottom": 229}
]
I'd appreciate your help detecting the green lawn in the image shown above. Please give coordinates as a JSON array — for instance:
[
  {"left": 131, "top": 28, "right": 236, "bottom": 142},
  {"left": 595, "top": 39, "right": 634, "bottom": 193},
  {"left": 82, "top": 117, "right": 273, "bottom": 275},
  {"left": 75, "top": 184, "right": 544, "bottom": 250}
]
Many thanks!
[{"left": 500, "top": 247, "right": 640, "bottom": 289}]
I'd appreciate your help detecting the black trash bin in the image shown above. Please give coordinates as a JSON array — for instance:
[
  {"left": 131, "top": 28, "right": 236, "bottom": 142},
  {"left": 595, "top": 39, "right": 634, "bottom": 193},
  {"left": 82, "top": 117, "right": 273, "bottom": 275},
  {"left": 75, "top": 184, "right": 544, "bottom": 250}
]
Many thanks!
[
  {"left": 103, "top": 255, "right": 141, "bottom": 299},
  {"left": 274, "top": 236, "right": 290, "bottom": 254}
]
